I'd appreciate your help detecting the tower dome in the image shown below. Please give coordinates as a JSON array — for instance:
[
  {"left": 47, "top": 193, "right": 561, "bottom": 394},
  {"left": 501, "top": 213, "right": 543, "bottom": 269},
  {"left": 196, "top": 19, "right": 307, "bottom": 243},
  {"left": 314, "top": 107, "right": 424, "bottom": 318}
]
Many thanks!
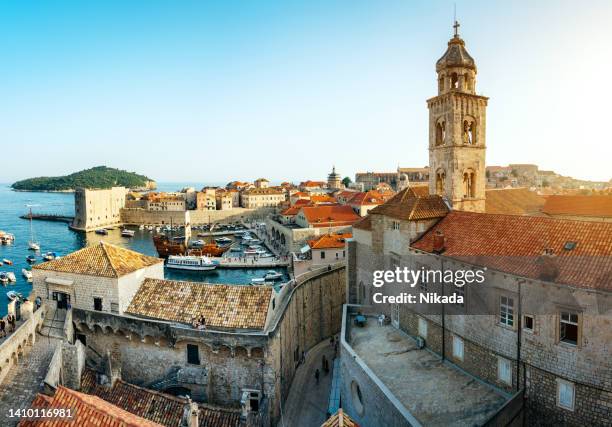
[{"left": 435, "top": 35, "right": 476, "bottom": 73}]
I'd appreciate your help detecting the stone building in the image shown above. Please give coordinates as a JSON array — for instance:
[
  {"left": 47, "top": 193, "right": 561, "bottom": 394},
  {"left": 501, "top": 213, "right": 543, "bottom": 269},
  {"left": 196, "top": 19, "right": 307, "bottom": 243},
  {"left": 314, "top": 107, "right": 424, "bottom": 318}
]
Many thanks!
[
  {"left": 307, "top": 233, "right": 351, "bottom": 267},
  {"left": 145, "top": 193, "right": 187, "bottom": 211},
  {"left": 327, "top": 166, "right": 343, "bottom": 190},
  {"left": 71, "top": 187, "right": 127, "bottom": 231},
  {"left": 240, "top": 188, "right": 285, "bottom": 209},
  {"left": 32, "top": 242, "right": 164, "bottom": 314},
  {"left": 428, "top": 23, "right": 487, "bottom": 212},
  {"left": 340, "top": 23, "right": 612, "bottom": 427},
  {"left": 197, "top": 188, "right": 218, "bottom": 211}
]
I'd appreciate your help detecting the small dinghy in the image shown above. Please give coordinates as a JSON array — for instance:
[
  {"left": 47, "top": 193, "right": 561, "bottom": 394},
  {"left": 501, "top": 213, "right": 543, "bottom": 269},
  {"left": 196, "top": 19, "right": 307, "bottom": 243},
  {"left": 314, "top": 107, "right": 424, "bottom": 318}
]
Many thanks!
[
  {"left": 6, "top": 290, "right": 22, "bottom": 301},
  {"left": 264, "top": 270, "right": 283, "bottom": 281},
  {"left": 0, "top": 273, "right": 8, "bottom": 285},
  {"left": 26, "top": 255, "right": 36, "bottom": 263},
  {"left": 2, "top": 259, "right": 12, "bottom": 265},
  {"left": 6, "top": 272, "right": 16, "bottom": 282},
  {"left": 22, "top": 269, "right": 33, "bottom": 281}
]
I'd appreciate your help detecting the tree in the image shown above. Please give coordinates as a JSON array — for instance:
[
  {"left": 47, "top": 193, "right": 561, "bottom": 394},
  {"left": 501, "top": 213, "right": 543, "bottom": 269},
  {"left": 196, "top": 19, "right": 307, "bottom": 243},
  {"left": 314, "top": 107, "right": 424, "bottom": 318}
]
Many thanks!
[{"left": 342, "top": 177, "right": 352, "bottom": 187}]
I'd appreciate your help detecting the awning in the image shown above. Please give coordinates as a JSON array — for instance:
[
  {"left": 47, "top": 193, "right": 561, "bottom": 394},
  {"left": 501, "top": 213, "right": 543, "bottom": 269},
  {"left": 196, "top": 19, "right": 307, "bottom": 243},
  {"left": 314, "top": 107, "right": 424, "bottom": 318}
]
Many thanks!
[{"left": 300, "top": 245, "right": 311, "bottom": 254}]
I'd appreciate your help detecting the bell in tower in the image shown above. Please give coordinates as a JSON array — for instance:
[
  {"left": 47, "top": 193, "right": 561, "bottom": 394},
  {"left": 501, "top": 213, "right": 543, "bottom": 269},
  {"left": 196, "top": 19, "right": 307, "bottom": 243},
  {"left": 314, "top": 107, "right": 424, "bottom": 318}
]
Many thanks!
[{"left": 427, "top": 21, "right": 488, "bottom": 213}]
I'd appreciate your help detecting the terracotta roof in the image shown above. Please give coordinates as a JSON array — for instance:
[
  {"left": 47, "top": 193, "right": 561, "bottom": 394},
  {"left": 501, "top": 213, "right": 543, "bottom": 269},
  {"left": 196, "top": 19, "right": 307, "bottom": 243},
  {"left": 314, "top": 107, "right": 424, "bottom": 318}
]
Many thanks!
[
  {"left": 19, "top": 386, "right": 162, "bottom": 427},
  {"left": 300, "top": 180, "right": 327, "bottom": 187},
  {"left": 321, "top": 409, "right": 360, "bottom": 427},
  {"left": 485, "top": 188, "right": 545, "bottom": 215},
  {"left": 409, "top": 185, "right": 430, "bottom": 197},
  {"left": 308, "top": 233, "right": 352, "bottom": 249},
  {"left": 411, "top": 211, "right": 612, "bottom": 290},
  {"left": 348, "top": 191, "right": 391, "bottom": 206},
  {"left": 80, "top": 369, "right": 241, "bottom": 427},
  {"left": 310, "top": 195, "right": 338, "bottom": 204},
  {"left": 281, "top": 206, "right": 302, "bottom": 216},
  {"left": 352, "top": 215, "right": 372, "bottom": 231},
  {"left": 542, "top": 195, "right": 612, "bottom": 218},
  {"left": 368, "top": 187, "right": 449, "bottom": 221},
  {"left": 126, "top": 278, "right": 273, "bottom": 329},
  {"left": 32, "top": 242, "right": 163, "bottom": 278},
  {"left": 300, "top": 205, "right": 361, "bottom": 228}
]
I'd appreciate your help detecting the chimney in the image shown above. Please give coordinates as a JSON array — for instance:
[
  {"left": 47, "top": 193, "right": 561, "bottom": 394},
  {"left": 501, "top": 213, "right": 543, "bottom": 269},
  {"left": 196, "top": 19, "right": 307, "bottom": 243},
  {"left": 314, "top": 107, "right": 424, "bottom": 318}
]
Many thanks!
[
  {"left": 537, "top": 248, "right": 559, "bottom": 282},
  {"left": 181, "top": 399, "right": 199, "bottom": 427},
  {"left": 432, "top": 230, "right": 446, "bottom": 254}
]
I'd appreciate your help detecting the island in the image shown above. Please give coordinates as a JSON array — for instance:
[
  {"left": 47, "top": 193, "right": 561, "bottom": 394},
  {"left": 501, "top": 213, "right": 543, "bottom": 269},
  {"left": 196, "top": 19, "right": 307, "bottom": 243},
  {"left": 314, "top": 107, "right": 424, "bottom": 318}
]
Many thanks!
[{"left": 11, "top": 166, "right": 156, "bottom": 192}]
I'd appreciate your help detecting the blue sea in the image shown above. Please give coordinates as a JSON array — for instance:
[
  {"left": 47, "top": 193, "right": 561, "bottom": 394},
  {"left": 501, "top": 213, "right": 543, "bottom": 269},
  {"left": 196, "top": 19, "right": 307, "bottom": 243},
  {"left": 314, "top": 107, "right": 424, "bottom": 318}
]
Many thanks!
[{"left": 0, "top": 183, "right": 288, "bottom": 317}]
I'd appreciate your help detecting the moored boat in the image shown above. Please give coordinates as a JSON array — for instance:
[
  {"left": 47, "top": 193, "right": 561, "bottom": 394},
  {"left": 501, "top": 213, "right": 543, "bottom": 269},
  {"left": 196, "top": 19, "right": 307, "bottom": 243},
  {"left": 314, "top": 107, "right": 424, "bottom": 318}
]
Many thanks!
[
  {"left": 6, "top": 291, "right": 22, "bottom": 301},
  {"left": 166, "top": 255, "right": 218, "bottom": 271},
  {"left": 43, "top": 252, "right": 57, "bottom": 261},
  {"left": 6, "top": 272, "right": 16, "bottom": 282},
  {"left": 0, "top": 273, "right": 8, "bottom": 285},
  {"left": 3, "top": 259, "right": 13, "bottom": 265},
  {"left": 95, "top": 229, "right": 108, "bottom": 235},
  {"left": 215, "top": 237, "right": 232, "bottom": 244},
  {"left": 26, "top": 254, "right": 36, "bottom": 263},
  {"left": 264, "top": 270, "right": 283, "bottom": 280},
  {"left": 22, "top": 269, "right": 33, "bottom": 280},
  {"left": 121, "top": 228, "right": 135, "bottom": 237}
]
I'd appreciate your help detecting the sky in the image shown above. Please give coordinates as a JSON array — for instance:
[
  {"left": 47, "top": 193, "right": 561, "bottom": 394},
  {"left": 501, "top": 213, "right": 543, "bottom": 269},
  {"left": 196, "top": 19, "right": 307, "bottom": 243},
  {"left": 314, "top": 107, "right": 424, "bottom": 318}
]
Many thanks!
[{"left": 1, "top": 0, "right": 611, "bottom": 183}]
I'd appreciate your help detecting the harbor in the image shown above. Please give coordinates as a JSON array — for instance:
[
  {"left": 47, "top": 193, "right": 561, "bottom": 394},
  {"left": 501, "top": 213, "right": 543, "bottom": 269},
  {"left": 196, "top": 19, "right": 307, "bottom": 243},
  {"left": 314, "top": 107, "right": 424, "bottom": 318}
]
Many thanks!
[{"left": 0, "top": 183, "right": 291, "bottom": 317}]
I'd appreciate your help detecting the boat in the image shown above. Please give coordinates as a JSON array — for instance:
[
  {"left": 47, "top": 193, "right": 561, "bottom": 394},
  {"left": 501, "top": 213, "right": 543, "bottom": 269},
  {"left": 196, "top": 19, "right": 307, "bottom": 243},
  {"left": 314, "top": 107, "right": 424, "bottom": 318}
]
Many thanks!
[
  {"left": 251, "top": 239, "right": 263, "bottom": 245},
  {"left": 229, "top": 245, "right": 242, "bottom": 252},
  {"left": 251, "top": 277, "right": 266, "bottom": 285},
  {"left": 264, "top": 271, "right": 283, "bottom": 280},
  {"left": 22, "top": 269, "right": 33, "bottom": 280},
  {"left": 191, "top": 239, "right": 206, "bottom": 247},
  {"left": 166, "top": 255, "right": 218, "bottom": 271},
  {"left": 27, "top": 207, "right": 41, "bottom": 251},
  {"left": 215, "top": 237, "right": 232, "bottom": 244},
  {"left": 26, "top": 255, "right": 36, "bottom": 263},
  {"left": 0, "top": 232, "right": 15, "bottom": 245},
  {"left": 260, "top": 252, "right": 274, "bottom": 258},
  {"left": 0, "top": 273, "right": 8, "bottom": 285},
  {"left": 95, "top": 229, "right": 108, "bottom": 235},
  {"left": 139, "top": 225, "right": 145, "bottom": 230},
  {"left": 43, "top": 252, "right": 57, "bottom": 261},
  {"left": 6, "top": 272, "right": 16, "bottom": 282},
  {"left": 6, "top": 291, "right": 22, "bottom": 301},
  {"left": 243, "top": 249, "right": 257, "bottom": 255},
  {"left": 3, "top": 259, "right": 13, "bottom": 265},
  {"left": 121, "top": 229, "right": 135, "bottom": 237}
]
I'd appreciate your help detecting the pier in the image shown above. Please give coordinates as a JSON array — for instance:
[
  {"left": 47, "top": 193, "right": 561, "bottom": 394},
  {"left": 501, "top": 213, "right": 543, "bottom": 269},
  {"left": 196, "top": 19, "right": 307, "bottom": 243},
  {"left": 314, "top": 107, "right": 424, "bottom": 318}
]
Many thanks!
[
  {"left": 211, "top": 256, "right": 290, "bottom": 269},
  {"left": 19, "top": 213, "right": 74, "bottom": 223}
]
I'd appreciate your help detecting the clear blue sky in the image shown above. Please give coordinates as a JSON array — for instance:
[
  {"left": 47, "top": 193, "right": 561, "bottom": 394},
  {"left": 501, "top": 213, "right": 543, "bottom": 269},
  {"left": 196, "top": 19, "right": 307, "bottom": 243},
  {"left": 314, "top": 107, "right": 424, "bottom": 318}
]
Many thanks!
[{"left": 2, "top": 0, "right": 611, "bottom": 183}]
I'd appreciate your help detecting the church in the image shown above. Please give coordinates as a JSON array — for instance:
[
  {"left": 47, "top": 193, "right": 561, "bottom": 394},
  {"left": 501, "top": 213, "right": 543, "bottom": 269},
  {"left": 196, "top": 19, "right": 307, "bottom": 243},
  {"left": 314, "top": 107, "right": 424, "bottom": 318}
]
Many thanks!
[{"left": 342, "top": 22, "right": 612, "bottom": 427}]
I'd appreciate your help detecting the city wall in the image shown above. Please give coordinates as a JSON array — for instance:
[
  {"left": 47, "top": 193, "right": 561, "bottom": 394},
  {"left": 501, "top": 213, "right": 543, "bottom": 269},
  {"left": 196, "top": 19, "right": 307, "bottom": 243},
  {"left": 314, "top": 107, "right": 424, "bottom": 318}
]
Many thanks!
[{"left": 120, "top": 207, "right": 274, "bottom": 225}]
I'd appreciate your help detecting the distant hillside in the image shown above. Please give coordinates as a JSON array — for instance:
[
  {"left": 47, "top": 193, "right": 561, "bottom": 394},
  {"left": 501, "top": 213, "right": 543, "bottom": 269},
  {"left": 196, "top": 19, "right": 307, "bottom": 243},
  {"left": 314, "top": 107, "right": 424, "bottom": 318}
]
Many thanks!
[{"left": 11, "top": 166, "right": 155, "bottom": 192}]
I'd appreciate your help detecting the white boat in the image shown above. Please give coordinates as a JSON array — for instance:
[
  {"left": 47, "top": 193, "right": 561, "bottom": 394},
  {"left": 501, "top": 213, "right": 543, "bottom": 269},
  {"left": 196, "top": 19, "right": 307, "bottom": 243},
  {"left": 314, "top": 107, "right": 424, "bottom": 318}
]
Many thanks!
[
  {"left": 191, "top": 239, "right": 205, "bottom": 247},
  {"left": 229, "top": 245, "right": 242, "bottom": 252},
  {"left": 43, "top": 252, "right": 57, "bottom": 261},
  {"left": 139, "top": 225, "right": 145, "bottom": 230},
  {"left": 260, "top": 252, "right": 274, "bottom": 258},
  {"left": 0, "top": 232, "right": 15, "bottom": 245},
  {"left": 95, "top": 229, "right": 108, "bottom": 235},
  {"left": 251, "top": 239, "right": 263, "bottom": 245},
  {"left": 7, "top": 290, "right": 22, "bottom": 301},
  {"left": 27, "top": 207, "right": 41, "bottom": 251},
  {"left": 0, "top": 273, "right": 8, "bottom": 285},
  {"left": 28, "top": 241, "right": 40, "bottom": 251},
  {"left": 264, "top": 271, "right": 283, "bottom": 280},
  {"left": 2, "top": 259, "right": 12, "bottom": 265},
  {"left": 6, "top": 272, "right": 16, "bottom": 282},
  {"left": 166, "top": 255, "right": 218, "bottom": 271},
  {"left": 251, "top": 277, "right": 266, "bottom": 285},
  {"left": 22, "top": 269, "right": 33, "bottom": 280},
  {"left": 121, "top": 229, "right": 135, "bottom": 237},
  {"left": 243, "top": 249, "right": 257, "bottom": 255},
  {"left": 215, "top": 237, "right": 232, "bottom": 244}
]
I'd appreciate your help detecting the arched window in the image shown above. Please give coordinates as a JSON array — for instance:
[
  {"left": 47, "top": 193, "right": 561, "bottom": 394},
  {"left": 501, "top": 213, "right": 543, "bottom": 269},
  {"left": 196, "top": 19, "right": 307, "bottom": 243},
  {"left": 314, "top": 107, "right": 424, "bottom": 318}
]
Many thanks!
[
  {"left": 463, "top": 118, "right": 476, "bottom": 145},
  {"left": 463, "top": 73, "right": 471, "bottom": 91},
  {"left": 435, "top": 120, "right": 446, "bottom": 146},
  {"left": 451, "top": 73, "right": 459, "bottom": 89},
  {"left": 438, "top": 75, "right": 445, "bottom": 93},
  {"left": 463, "top": 170, "right": 476, "bottom": 198},
  {"left": 436, "top": 170, "right": 446, "bottom": 195}
]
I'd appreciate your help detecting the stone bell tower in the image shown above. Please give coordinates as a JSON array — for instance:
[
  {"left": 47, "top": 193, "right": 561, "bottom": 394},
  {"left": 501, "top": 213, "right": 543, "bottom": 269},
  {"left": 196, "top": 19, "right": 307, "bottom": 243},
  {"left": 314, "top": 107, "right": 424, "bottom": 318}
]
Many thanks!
[{"left": 428, "top": 21, "right": 487, "bottom": 212}]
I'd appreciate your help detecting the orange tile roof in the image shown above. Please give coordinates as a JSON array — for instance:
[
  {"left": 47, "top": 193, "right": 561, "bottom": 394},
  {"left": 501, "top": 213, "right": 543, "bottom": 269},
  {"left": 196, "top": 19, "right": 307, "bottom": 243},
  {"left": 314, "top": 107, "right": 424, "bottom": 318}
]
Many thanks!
[
  {"left": 19, "top": 386, "right": 163, "bottom": 427},
  {"left": 409, "top": 185, "right": 430, "bottom": 197},
  {"left": 126, "top": 278, "right": 273, "bottom": 329},
  {"left": 368, "top": 187, "right": 449, "bottom": 221},
  {"left": 300, "top": 205, "right": 361, "bottom": 227},
  {"left": 310, "top": 195, "right": 338, "bottom": 204},
  {"left": 281, "top": 205, "right": 302, "bottom": 216},
  {"left": 308, "top": 233, "right": 352, "bottom": 249},
  {"left": 542, "top": 195, "right": 612, "bottom": 217},
  {"left": 243, "top": 188, "right": 284, "bottom": 195},
  {"left": 321, "top": 409, "right": 360, "bottom": 427},
  {"left": 411, "top": 211, "right": 612, "bottom": 290},
  {"left": 300, "top": 180, "right": 327, "bottom": 187},
  {"left": 32, "top": 242, "right": 163, "bottom": 278},
  {"left": 80, "top": 369, "right": 241, "bottom": 427},
  {"left": 292, "top": 191, "right": 310, "bottom": 198},
  {"left": 485, "top": 188, "right": 545, "bottom": 215},
  {"left": 348, "top": 190, "right": 391, "bottom": 206}
]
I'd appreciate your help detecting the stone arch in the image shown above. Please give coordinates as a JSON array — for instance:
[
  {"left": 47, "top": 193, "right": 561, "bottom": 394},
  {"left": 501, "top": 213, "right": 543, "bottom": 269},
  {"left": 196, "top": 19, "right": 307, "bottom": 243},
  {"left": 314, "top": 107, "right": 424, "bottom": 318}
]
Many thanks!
[
  {"left": 217, "top": 345, "right": 232, "bottom": 357},
  {"left": 235, "top": 346, "right": 248, "bottom": 358},
  {"left": 251, "top": 347, "right": 264, "bottom": 359},
  {"left": 462, "top": 115, "right": 476, "bottom": 145},
  {"left": 280, "top": 234, "right": 286, "bottom": 245},
  {"left": 435, "top": 118, "right": 446, "bottom": 146},
  {"left": 451, "top": 72, "right": 459, "bottom": 89},
  {"left": 463, "top": 169, "right": 476, "bottom": 198},
  {"left": 438, "top": 73, "right": 445, "bottom": 92},
  {"left": 463, "top": 73, "right": 471, "bottom": 91},
  {"left": 435, "top": 169, "right": 446, "bottom": 196}
]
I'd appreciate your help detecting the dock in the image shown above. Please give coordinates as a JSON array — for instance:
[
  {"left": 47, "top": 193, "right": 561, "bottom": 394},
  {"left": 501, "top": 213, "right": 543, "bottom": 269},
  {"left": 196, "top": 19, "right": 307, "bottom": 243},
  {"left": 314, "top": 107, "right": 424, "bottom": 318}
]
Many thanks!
[{"left": 19, "top": 213, "right": 74, "bottom": 223}]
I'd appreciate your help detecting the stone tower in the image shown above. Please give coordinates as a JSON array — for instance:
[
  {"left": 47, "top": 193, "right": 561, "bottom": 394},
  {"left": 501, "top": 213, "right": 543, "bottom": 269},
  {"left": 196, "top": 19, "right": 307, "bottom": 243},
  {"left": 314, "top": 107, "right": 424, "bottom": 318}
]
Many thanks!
[
  {"left": 428, "top": 21, "right": 487, "bottom": 212},
  {"left": 327, "top": 166, "right": 342, "bottom": 190}
]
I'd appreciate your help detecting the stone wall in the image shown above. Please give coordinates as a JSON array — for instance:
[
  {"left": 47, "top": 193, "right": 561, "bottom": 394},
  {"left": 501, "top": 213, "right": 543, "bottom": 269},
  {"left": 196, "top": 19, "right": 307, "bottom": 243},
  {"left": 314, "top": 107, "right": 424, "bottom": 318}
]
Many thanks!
[
  {"left": 72, "top": 187, "right": 126, "bottom": 231},
  {"left": 120, "top": 207, "right": 274, "bottom": 226}
]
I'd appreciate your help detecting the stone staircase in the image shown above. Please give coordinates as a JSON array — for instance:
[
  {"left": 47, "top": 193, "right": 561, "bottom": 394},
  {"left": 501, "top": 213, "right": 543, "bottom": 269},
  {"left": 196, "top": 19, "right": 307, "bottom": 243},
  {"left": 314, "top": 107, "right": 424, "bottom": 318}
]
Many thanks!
[{"left": 39, "top": 306, "right": 66, "bottom": 339}]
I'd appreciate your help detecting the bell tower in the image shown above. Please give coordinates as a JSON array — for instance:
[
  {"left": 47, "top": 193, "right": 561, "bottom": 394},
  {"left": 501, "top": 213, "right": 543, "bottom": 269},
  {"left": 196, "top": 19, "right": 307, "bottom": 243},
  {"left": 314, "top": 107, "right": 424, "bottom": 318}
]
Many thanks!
[{"left": 428, "top": 21, "right": 487, "bottom": 212}]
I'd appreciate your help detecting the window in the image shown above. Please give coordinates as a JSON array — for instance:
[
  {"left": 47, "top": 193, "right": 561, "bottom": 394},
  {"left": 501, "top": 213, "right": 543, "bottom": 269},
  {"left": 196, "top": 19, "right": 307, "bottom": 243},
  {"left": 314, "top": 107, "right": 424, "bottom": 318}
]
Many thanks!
[
  {"left": 498, "top": 357, "right": 512, "bottom": 385},
  {"left": 187, "top": 344, "right": 200, "bottom": 365},
  {"left": 111, "top": 303, "right": 119, "bottom": 313},
  {"left": 560, "top": 311, "right": 579, "bottom": 346},
  {"left": 93, "top": 297, "right": 103, "bottom": 312},
  {"left": 557, "top": 379, "right": 575, "bottom": 411},
  {"left": 392, "top": 221, "right": 400, "bottom": 230},
  {"left": 418, "top": 317, "right": 427, "bottom": 338},
  {"left": 452, "top": 335, "right": 464, "bottom": 360},
  {"left": 320, "top": 252, "right": 326, "bottom": 260},
  {"left": 500, "top": 296, "right": 514, "bottom": 327},
  {"left": 523, "top": 315, "right": 534, "bottom": 332}
]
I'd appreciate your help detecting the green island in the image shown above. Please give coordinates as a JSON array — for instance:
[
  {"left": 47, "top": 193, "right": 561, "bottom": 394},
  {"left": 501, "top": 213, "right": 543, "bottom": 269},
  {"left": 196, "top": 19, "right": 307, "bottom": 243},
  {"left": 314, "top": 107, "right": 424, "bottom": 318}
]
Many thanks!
[{"left": 11, "top": 166, "right": 155, "bottom": 192}]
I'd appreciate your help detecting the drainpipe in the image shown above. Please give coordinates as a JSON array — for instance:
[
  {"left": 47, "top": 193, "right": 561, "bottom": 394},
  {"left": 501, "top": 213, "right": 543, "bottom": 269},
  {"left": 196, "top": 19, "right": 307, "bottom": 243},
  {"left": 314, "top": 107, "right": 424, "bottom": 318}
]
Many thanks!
[{"left": 516, "top": 279, "right": 524, "bottom": 392}]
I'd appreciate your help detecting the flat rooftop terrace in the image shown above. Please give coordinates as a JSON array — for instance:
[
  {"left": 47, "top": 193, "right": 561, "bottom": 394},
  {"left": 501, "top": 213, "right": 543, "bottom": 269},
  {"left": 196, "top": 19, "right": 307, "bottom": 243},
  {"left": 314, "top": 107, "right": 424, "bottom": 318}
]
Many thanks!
[{"left": 348, "top": 317, "right": 508, "bottom": 426}]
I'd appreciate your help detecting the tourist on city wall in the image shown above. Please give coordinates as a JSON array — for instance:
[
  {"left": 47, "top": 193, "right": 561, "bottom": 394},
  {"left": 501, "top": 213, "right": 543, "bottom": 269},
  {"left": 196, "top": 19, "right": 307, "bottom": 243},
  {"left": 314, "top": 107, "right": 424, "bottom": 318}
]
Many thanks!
[
  {"left": 0, "top": 317, "right": 6, "bottom": 338},
  {"left": 315, "top": 369, "right": 320, "bottom": 385}
]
